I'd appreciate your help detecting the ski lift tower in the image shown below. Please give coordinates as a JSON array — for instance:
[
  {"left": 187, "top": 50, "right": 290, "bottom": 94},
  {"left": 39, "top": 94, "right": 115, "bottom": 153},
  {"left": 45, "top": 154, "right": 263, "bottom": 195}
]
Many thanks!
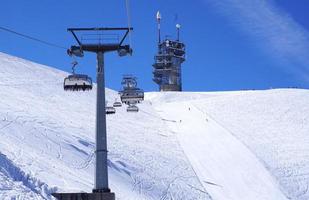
[
  {"left": 52, "top": 27, "right": 132, "bottom": 200},
  {"left": 152, "top": 11, "right": 186, "bottom": 91}
]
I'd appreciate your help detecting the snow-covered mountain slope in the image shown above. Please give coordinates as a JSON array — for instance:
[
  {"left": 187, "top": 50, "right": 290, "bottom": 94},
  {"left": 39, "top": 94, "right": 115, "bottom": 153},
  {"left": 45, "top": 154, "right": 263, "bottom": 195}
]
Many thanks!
[
  {"left": 153, "top": 101, "right": 286, "bottom": 200},
  {"left": 0, "top": 51, "right": 308, "bottom": 200},
  {"left": 147, "top": 90, "right": 309, "bottom": 200},
  {"left": 0, "top": 52, "right": 208, "bottom": 200}
]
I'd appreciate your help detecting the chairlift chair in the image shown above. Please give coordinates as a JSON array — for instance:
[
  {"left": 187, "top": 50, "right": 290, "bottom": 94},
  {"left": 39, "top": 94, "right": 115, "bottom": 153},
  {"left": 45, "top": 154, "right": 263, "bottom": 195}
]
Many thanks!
[
  {"left": 120, "top": 88, "right": 144, "bottom": 104},
  {"left": 119, "top": 75, "right": 144, "bottom": 104},
  {"left": 106, "top": 106, "right": 116, "bottom": 114},
  {"left": 121, "top": 75, "right": 137, "bottom": 89},
  {"left": 113, "top": 101, "right": 122, "bottom": 107},
  {"left": 63, "top": 61, "right": 93, "bottom": 91},
  {"left": 63, "top": 74, "right": 93, "bottom": 91},
  {"left": 127, "top": 105, "right": 139, "bottom": 112}
]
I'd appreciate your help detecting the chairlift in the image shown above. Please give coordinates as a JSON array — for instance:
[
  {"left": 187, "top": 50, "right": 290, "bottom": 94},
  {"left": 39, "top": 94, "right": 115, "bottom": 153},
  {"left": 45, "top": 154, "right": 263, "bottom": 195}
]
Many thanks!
[
  {"left": 127, "top": 105, "right": 139, "bottom": 112},
  {"left": 113, "top": 101, "right": 122, "bottom": 107},
  {"left": 63, "top": 61, "right": 93, "bottom": 91},
  {"left": 64, "top": 74, "right": 93, "bottom": 91},
  {"left": 121, "top": 75, "right": 137, "bottom": 89},
  {"left": 120, "top": 88, "right": 144, "bottom": 104},
  {"left": 120, "top": 75, "right": 144, "bottom": 104},
  {"left": 106, "top": 106, "right": 116, "bottom": 114}
]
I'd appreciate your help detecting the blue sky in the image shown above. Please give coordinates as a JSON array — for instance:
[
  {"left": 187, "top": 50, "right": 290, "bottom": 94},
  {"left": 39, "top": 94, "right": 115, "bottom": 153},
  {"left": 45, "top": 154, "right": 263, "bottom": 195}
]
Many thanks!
[{"left": 1, "top": 0, "right": 309, "bottom": 91}]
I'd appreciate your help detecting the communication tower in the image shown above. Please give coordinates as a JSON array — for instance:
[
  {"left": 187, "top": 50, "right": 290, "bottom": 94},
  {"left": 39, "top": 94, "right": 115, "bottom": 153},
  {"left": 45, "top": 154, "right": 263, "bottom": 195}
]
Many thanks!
[{"left": 152, "top": 11, "right": 186, "bottom": 91}]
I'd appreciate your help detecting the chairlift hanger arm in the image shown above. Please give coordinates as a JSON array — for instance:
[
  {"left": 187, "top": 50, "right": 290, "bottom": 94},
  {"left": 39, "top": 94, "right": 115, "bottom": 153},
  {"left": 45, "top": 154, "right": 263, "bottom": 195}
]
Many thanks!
[
  {"left": 67, "top": 27, "right": 133, "bottom": 31},
  {"left": 68, "top": 30, "right": 82, "bottom": 46},
  {"left": 119, "top": 30, "right": 129, "bottom": 46},
  {"left": 67, "top": 27, "right": 133, "bottom": 47}
]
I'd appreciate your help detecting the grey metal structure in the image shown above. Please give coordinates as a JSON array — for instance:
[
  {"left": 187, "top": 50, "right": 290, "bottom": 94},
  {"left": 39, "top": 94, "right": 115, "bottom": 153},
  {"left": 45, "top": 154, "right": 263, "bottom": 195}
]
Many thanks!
[
  {"left": 63, "top": 74, "right": 93, "bottom": 91},
  {"left": 152, "top": 12, "right": 186, "bottom": 91},
  {"left": 63, "top": 61, "right": 93, "bottom": 91},
  {"left": 127, "top": 104, "right": 139, "bottom": 112},
  {"left": 53, "top": 27, "right": 132, "bottom": 200},
  {"left": 106, "top": 106, "right": 116, "bottom": 114},
  {"left": 113, "top": 101, "right": 122, "bottom": 107},
  {"left": 119, "top": 75, "right": 144, "bottom": 105}
]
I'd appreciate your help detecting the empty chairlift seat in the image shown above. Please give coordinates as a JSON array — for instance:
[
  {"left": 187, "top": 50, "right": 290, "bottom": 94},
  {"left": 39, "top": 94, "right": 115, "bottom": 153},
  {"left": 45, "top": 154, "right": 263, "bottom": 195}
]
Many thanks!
[
  {"left": 120, "top": 88, "right": 144, "bottom": 104},
  {"left": 127, "top": 105, "right": 139, "bottom": 112},
  {"left": 63, "top": 74, "right": 93, "bottom": 91},
  {"left": 113, "top": 101, "right": 122, "bottom": 107},
  {"left": 119, "top": 75, "right": 144, "bottom": 104},
  {"left": 106, "top": 106, "right": 116, "bottom": 114}
]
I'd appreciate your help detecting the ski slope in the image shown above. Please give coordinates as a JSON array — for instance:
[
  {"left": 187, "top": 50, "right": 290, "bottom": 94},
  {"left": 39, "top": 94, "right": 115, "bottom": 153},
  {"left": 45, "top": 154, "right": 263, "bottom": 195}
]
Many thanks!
[
  {"left": 0, "top": 52, "right": 308, "bottom": 200},
  {"left": 0, "top": 52, "right": 209, "bottom": 200},
  {"left": 153, "top": 101, "right": 286, "bottom": 200}
]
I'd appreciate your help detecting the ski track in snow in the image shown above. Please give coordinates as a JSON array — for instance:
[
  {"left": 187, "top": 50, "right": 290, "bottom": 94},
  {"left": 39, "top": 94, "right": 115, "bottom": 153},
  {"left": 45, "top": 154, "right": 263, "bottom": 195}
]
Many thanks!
[
  {"left": 147, "top": 90, "right": 309, "bottom": 200},
  {"left": 0, "top": 52, "right": 308, "bottom": 199},
  {"left": 153, "top": 100, "right": 287, "bottom": 200}
]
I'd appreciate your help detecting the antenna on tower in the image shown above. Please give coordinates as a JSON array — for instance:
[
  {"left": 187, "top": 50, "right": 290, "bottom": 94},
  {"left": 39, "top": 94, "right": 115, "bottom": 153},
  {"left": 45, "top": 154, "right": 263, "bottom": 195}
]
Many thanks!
[
  {"left": 176, "top": 24, "right": 181, "bottom": 41},
  {"left": 156, "top": 11, "right": 162, "bottom": 43}
]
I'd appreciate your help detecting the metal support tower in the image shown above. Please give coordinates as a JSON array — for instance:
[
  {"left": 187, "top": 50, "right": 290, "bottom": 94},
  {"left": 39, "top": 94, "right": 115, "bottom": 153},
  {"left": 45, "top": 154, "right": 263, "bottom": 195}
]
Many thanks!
[
  {"left": 53, "top": 27, "right": 132, "bottom": 200},
  {"left": 95, "top": 51, "right": 108, "bottom": 192}
]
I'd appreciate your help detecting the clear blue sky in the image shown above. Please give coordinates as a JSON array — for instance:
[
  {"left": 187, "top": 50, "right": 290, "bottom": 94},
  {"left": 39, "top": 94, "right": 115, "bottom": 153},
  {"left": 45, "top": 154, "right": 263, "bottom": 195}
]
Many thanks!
[{"left": 1, "top": 0, "right": 309, "bottom": 91}]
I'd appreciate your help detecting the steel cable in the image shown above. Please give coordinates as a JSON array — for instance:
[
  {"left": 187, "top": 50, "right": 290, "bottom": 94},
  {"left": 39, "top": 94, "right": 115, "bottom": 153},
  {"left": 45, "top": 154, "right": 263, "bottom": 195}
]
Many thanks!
[
  {"left": 125, "top": 0, "right": 132, "bottom": 49},
  {"left": 0, "top": 26, "right": 67, "bottom": 50}
]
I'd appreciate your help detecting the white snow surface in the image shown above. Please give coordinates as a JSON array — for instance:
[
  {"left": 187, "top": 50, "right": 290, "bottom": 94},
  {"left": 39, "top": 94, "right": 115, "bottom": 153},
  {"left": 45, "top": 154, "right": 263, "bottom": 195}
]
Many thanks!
[{"left": 0, "top": 52, "right": 308, "bottom": 200}]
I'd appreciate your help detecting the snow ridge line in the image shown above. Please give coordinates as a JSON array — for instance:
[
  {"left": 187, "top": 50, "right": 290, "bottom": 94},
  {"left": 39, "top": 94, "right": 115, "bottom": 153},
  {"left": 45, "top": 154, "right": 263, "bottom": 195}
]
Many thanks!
[{"left": 0, "top": 152, "right": 57, "bottom": 199}]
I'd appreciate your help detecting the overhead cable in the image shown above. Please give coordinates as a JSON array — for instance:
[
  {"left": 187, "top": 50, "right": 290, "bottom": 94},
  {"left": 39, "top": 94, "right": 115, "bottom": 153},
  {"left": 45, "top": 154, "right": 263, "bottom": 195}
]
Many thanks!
[
  {"left": 125, "top": 0, "right": 132, "bottom": 48},
  {"left": 0, "top": 26, "right": 67, "bottom": 50}
]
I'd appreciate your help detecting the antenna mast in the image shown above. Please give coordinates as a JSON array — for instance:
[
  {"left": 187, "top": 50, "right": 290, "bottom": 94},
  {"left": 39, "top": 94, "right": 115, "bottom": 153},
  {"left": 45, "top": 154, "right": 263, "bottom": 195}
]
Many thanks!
[
  {"left": 176, "top": 24, "right": 181, "bottom": 41},
  {"left": 156, "top": 11, "right": 161, "bottom": 43}
]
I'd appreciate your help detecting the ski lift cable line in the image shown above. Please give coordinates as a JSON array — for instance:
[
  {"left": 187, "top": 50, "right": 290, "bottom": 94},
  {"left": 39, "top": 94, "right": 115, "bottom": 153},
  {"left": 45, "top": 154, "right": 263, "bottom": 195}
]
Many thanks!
[
  {"left": 0, "top": 26, "right": 67, "bottom": 50},
  {"left": 125, "top": 0, "right": 132, "bottom": 48}
]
